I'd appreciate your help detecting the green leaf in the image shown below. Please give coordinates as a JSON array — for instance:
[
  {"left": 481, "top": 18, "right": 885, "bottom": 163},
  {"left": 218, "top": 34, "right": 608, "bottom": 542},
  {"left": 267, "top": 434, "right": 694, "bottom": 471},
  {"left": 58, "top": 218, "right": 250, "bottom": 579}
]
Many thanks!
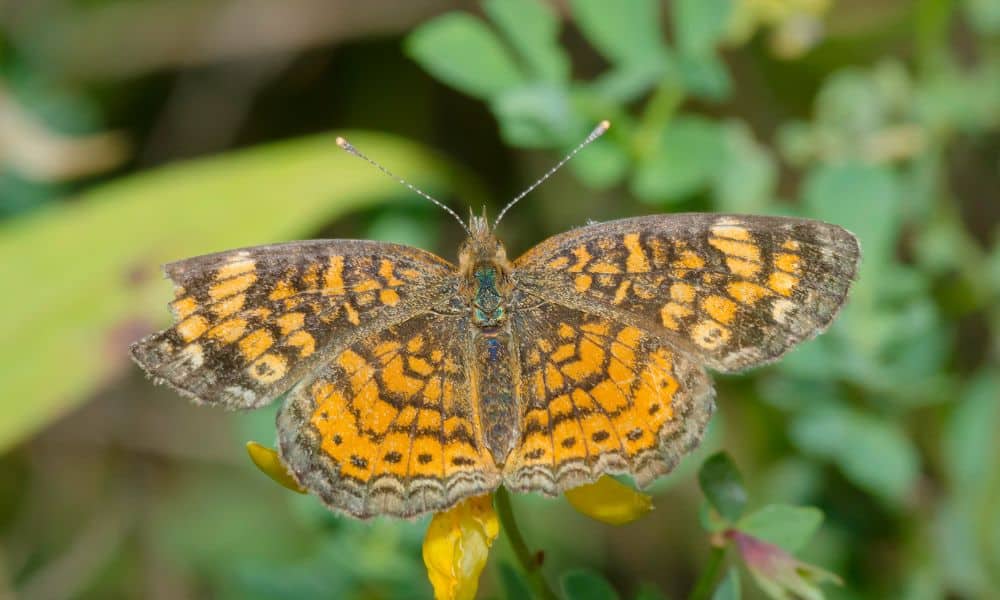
[
  {"left": 561, "top": 569, "right": 621, "bottom": 600},
  {"left": 942, "top": 371, "right": 1000, "bottom": 493},
  {"left": 588, "top": 61, "right": 675, "bottom": 103},
  {"left": 790, "top": 404, "right": 920, "bottom": 505},
  {"left": 484, "top": 0, "right": 570, "bottom": 83},
  {"left": 499, "top": 562, "right": 534, "bottom": 600},
  {"left": 962, "top": 0, "right": 1000, "bottom": 34},
  {"left": 802, "top": 162, "right": 901, "bottom": 267},
  {"left": 988, "top": 236, "right": 1000, "bottom": 296},
  {"left": 699, "top": 499, "right": 732, "bottom": 535},
  {"left": 491, "top": 84, "right": 583, "bottom": 147},
  {"left": 632, "top": 116, "right": 724, "bottom": 202},
  {"left": 570, "top": 0, "right": 667, "bottom": 65},
  {"left": 712, "top": 568, "right": 741, "bottom": 600},
  {"left": 567, "top": 137, "right": 631, "bottom": 189},
  {"left": 0, "top": 131, "right": 474, "bottom": 452},
  {"left": 405, "top": 13, "right": 525, "bottom": 99},
  {"left": 633, "top": 583, "right": 668, "bottom": 600},
  {"left": 673, "top": 0, "right": 734, "bottom": 56},
  {"left": 676, "top": 53, "right": 732, "bottom": 101},
  {"left": 737, "top": 505, "right": 824, "bottom": 553},
  {"left": 698, "top": 452, "right": 748, "bottom": 523},
  {"left": 712, "top": 120, "right": 777, "bottom": 212}
]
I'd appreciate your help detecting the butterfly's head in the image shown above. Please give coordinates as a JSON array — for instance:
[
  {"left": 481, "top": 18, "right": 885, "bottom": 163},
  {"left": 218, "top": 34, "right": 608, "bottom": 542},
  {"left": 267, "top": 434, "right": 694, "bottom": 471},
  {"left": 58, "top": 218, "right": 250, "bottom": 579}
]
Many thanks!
[{"left": 458, "top": 210, "right": 510, "bottom": 276}]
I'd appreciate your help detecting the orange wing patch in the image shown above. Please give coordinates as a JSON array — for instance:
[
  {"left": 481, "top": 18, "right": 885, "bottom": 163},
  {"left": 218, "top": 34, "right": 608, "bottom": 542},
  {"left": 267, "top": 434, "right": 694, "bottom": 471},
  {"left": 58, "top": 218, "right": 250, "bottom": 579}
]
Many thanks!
[
  {"left": 277, "top": 312, "right": 500, "bottom": 519},
  {"left": 505, "top": 303, "right": 715, "bottom": 495}
]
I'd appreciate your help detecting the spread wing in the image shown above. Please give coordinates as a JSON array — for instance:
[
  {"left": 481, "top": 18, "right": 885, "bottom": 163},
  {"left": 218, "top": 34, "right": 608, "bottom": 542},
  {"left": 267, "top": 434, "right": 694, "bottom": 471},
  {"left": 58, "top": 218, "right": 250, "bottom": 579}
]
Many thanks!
[
  {"left": 277, "top": 311, "right": 500, "bottom": 519},
  {"left": 130, "top": 240, "right": 456, "bottom": 408},
  {"left": 504, "top": 302, "right": 714, "bottom": 494},
  {"left": 512, "top": 214, "right": 860, "bottom": 372}
]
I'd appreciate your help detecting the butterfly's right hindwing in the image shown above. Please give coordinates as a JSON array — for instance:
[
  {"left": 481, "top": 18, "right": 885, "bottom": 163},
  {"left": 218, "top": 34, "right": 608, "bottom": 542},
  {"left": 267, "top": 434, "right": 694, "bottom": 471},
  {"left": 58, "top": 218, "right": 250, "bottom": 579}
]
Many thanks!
[{"left": 130, "top": 240, "right": 456, "bottom": 408}]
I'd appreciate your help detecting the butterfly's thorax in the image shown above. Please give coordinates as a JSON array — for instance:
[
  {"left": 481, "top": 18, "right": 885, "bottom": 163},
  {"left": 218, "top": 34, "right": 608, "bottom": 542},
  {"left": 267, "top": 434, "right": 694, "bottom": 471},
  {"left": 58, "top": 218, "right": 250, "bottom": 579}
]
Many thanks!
[{"left": 458, "top": 217, "right": 520, "bottom": 466}]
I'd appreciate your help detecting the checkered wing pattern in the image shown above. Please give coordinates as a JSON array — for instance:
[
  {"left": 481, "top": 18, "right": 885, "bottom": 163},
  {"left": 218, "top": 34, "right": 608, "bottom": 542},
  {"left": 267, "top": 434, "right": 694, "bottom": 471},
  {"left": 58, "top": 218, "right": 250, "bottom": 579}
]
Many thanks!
[
  {"left": 277, "top": 311, "right": 500, "bottom": 519},
  {"left": 131, "top": 240, "right": 455, "bottom": 408},
  {"left": 513, "top": 214, "right": 860, "bottom": 373},
  {"left": 503, "top": 302, "right": 714, "bottom": 494}
]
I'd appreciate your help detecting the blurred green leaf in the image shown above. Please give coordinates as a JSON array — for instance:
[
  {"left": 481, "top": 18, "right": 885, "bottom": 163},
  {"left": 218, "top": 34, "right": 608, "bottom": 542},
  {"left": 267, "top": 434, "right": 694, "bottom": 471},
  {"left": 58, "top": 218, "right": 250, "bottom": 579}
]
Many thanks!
[
  {"left": 153, "top": 469, "right": 312, "bottom": 567},
  {"left": 492, "top": 84, "right": 582, "bottom": 147},
  {"left": 699, "top": 452, "right": 748, "bottom": 523},
  {"left": 673, "top": 0, "right": 733, "bottom": 57},
  {"left": 676, "top": 53, "right": 732, "bottom": 101},
  {"left": 737, "top": 505, "right": 823, "bottom": 553},
  {"left": 942, "top": 371, "right": 1000, "bottom": 492},
  {"left": 632, "top": 116, "right": 724, "bottom": 202},
  {"left": 712, "top": 120, "right": 777, "bottom": 212},
  {"left": 802, "top": 162, "right": 901, "bottom": 267},
  {"left": 499, "top": 562, "right": 534, "bottom": 600},
  {"left": 0, "top": 131, "right": 475, "bottom": 452},
  {"left": 989, "top": 236, "right": 1000, "bottom": 295},
  {"left": 712, "top": 568, "right": 741, "bottom": 600},
  {"left": 588, "top": 62, "right": 675, "bottom": 103},
  {"left": 790, "top": 404, "right": 920, "bottom": 505},
  {"left": 633, "top": 582, "right": 668, "bottom": 600},
  {"left": 962, "top": 0, "right": 1000, "bottom": 34},
  {"left": 915, "top": 61, "right": 1000, "bottom": 133},
  {"left": 570, "top": 0, "right": 667, "bottom": 65},
  {"left": 567, "top": 137, "right": 632, "bottom": 189},
  {"left": 484, "top": 0, "right": 570, "bottom": 83},
  {"left": 561, "top": 569, "right": 621, "bottom": 600},
  {"left": 405, "top": 13, "right": 525, "bottom": 99},
  {"left": 937, "top": 370, "right": 1000, "bottom": 594},
  {"left": 366, "top": 211, "right": 438, "bottom": 249}
]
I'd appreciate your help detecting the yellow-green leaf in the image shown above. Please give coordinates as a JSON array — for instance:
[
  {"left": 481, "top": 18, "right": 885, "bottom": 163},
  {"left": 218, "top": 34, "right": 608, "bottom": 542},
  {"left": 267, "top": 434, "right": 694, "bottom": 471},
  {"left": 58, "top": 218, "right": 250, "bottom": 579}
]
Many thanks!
[{"left": 0, "top": 131, "right": 479, "bottom": 452}]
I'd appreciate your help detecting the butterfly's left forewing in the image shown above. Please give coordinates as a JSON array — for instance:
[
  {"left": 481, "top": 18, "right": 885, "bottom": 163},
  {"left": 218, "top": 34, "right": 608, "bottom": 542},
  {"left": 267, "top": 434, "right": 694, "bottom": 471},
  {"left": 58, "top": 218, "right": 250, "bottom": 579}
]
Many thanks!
[{"left": 130, "top": 240, "right": 456, "bottom": 409}]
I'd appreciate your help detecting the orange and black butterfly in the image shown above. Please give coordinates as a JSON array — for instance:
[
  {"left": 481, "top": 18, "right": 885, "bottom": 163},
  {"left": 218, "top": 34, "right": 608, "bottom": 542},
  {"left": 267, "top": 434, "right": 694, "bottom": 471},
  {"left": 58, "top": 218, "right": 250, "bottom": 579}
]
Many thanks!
[{"left": 131, "top": 123, "right": 860, "bottom": 519}]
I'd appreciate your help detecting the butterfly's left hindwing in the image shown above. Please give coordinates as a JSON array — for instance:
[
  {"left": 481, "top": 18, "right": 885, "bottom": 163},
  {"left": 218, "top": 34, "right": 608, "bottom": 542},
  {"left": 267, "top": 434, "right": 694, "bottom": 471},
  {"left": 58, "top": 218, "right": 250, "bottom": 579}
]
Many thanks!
[
  {"left": 277, "top": 311, "right": 501, "bottom": 519},
  {"left": 130, "top": 240, "right": 455, "bottom": 409}
]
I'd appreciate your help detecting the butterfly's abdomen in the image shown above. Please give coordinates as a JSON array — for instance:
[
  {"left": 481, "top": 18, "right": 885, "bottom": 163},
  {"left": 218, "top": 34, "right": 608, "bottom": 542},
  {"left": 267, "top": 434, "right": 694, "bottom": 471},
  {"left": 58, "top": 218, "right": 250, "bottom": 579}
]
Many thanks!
[{"left": 472, "top": 331, "right": 519, "bottom": 467}]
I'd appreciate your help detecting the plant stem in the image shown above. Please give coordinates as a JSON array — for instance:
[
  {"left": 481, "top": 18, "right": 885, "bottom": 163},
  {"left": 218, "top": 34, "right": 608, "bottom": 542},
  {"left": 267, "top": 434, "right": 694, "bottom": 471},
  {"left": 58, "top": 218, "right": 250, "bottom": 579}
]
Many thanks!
[
  {"left": 494, "top": 487, "right": 559, "bottom": 600},
  {"left": 689, "top": 544, "right": 727, "bottom": 600}
]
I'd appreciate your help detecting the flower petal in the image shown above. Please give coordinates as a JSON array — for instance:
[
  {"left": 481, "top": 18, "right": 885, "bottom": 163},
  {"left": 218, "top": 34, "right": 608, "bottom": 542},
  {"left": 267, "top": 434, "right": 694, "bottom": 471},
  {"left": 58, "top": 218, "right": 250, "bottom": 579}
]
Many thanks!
[
  {"left": 564, "top": 476, "right": 654, "bottom": 525},
  {"left": 246, "top": 441, "right": 306, "bottom": 494},
  {"left": 731, "top": 530, "right": 841, "bottom": 600},
  {"left": 422, "top": 494, "right": 499, "bottom": 600}
]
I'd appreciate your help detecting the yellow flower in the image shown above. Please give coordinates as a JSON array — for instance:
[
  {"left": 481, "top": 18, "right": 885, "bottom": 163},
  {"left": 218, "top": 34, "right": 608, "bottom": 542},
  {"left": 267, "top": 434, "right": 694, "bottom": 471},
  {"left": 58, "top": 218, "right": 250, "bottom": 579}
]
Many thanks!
[
  {"left": 564, "top": 475, "right": 654, "bottom": 525},
  {"left": 244, "top": 443, "right": 649, "bottom": 597},
  {"left": 422, "top": 494, "right": 499, "bottom": 600},
  {"left": 245, "top": 441, "right": 305, "bottom": 493}
]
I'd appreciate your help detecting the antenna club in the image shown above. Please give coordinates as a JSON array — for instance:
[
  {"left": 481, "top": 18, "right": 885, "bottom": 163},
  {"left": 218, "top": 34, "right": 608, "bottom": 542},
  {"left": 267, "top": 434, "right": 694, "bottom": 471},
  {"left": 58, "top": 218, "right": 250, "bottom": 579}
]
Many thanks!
[
  {"left": 335, "top": 136, "right": 350, "bottom": 149},
  {"left": 597, "top": 120, "right": 611, "bottom": 133}
]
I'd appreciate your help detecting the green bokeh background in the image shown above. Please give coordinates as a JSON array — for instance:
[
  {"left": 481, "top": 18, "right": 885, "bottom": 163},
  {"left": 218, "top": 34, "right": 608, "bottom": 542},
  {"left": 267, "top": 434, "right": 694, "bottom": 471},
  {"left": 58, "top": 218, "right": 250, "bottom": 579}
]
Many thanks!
[{"left": 0, "top": 1, "right": 997, "bottom": 598}]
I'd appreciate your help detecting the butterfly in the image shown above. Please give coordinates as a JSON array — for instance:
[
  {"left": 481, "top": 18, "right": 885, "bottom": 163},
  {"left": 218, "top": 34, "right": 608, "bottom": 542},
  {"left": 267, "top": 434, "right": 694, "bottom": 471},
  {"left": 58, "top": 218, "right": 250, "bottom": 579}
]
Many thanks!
[{"left": 131, "top": 123, "right": 860, "bottom": 519}]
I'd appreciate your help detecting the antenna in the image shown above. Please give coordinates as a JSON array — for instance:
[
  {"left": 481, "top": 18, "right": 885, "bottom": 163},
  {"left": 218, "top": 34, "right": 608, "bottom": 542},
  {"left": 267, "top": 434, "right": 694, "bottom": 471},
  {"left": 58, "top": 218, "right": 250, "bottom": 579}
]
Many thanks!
[
  {"left": 493, "top": 120, "right": 610, "bottom": 230},
  {"left": 335, "top": 136, "right": 470, "bottom": 235}
]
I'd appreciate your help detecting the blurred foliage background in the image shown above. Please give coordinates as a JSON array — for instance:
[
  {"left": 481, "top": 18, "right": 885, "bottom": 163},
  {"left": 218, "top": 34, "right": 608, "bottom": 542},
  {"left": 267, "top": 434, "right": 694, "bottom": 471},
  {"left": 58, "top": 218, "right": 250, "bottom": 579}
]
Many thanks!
[{"left": 1, "top": 0, "right": 998, "bottom": 598}]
